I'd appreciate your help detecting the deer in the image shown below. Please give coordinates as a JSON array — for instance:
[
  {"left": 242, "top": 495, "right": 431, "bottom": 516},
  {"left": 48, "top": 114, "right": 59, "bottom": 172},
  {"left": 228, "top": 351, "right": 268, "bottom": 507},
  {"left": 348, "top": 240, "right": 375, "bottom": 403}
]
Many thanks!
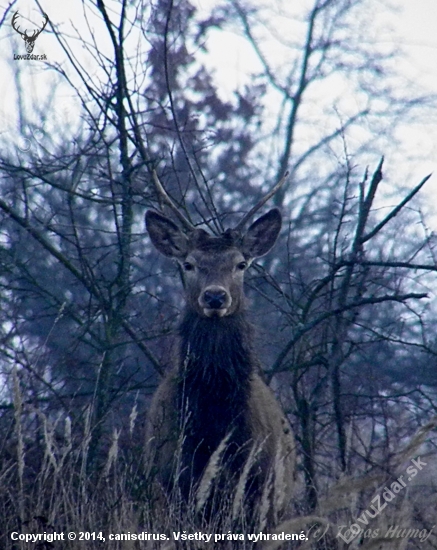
[
  {"left": 144, "top": 172, "right": 295, "bottom": 528},
  {"left": 12, "top": 11, "right": 48, "bottom": 54}
]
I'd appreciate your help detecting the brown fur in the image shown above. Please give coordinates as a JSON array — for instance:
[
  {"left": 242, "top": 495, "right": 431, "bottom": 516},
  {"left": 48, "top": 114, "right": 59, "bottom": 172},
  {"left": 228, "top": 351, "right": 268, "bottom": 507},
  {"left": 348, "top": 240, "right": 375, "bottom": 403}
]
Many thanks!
[{"left": 144, "top": 209, "right": 295, "bottom": 526}]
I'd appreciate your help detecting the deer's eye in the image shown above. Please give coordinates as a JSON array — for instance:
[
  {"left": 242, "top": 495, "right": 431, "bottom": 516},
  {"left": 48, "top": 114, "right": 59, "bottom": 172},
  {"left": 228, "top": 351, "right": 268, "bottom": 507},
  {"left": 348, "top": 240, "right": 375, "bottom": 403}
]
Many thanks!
[
  {"left": 237, "top": 261, "right": 248, "bottom": 271},
  {"left": 183, "top": 262, "right": 195, "bottom": 272}
]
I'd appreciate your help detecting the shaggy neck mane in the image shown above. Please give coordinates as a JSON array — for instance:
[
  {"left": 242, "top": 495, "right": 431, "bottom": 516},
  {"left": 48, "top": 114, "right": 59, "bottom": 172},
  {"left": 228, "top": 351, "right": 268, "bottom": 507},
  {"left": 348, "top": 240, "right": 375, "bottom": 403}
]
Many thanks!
[
  {"left": 178, "top": 309, "right": 255, "bottom": 480},
  {"left": 179, "top": 310, "right": 254, "bottom": 387}
]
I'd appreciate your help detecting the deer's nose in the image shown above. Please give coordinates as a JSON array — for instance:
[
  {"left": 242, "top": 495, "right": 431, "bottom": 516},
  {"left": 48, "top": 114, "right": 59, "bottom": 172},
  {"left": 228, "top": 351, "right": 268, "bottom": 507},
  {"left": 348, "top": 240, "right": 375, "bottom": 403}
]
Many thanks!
[{"left": 203, "top": 289, "right": 227, "bottom": 309}]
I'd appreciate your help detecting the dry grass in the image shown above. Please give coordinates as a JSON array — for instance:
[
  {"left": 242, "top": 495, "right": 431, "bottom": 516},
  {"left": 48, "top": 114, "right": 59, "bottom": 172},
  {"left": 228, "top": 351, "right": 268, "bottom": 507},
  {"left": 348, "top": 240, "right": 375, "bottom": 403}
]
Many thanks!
[{"left": 1, "top": 379, "right": 436, "bottom": 550}]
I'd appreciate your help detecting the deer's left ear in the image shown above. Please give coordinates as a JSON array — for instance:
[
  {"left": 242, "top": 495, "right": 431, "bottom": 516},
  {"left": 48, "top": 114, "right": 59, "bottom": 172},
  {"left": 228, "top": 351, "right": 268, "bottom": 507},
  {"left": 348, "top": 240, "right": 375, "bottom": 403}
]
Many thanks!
[
  {"left": 145, "top": 210, "right": 189, "bottom": 258},
  {"left": 242, "top": 208, "right": 282, "bottom": 258}
]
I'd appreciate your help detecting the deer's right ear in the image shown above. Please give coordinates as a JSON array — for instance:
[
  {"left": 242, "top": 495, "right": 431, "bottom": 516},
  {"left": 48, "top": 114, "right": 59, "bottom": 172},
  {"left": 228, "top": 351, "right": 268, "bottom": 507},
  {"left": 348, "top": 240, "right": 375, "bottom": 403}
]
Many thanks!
[{"left": 145, "top": 211, "right": 189, "bottom": 258}]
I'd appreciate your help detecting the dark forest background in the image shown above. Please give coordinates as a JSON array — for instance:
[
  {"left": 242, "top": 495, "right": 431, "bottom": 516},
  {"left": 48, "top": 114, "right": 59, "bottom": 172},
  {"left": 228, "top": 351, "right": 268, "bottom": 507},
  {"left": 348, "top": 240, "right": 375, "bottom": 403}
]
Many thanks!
[{"left": 0, "top": 0, "right": 436, "bottom": 548}]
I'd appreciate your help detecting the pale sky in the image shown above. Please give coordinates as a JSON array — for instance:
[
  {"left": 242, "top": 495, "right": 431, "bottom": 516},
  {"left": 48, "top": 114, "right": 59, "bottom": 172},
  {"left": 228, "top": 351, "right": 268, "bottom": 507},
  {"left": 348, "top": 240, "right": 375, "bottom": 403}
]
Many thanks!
[
  {"left": 0, "top": 0, "right": 436, "bottom": 193},
  {"left": 195, "top": 0, "right": 437, "bottom": 179}
]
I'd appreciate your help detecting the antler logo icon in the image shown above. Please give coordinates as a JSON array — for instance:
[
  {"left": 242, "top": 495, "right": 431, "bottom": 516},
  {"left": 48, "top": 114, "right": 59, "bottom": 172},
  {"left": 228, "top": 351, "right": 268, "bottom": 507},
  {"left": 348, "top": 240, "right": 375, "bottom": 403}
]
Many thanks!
[{"left": 12, "top": 11, "right": 48, "bottom": 54}]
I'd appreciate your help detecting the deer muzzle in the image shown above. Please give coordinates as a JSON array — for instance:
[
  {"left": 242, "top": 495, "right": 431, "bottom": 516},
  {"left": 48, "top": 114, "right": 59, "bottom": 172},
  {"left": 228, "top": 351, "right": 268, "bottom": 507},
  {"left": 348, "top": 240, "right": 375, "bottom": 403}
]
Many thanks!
[{"left": 199, "top": 286, "right": 231, "bottom": 317}]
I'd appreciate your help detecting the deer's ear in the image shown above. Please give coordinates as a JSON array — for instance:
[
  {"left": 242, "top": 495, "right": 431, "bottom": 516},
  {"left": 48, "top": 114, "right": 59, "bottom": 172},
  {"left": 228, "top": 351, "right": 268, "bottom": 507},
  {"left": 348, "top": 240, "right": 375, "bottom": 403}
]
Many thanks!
[
  {"left": 242, "top": 208, "right": 282, "bottom": 258},
  {"left": 145, "top": 211, "right": 189, "bottom": 258}
]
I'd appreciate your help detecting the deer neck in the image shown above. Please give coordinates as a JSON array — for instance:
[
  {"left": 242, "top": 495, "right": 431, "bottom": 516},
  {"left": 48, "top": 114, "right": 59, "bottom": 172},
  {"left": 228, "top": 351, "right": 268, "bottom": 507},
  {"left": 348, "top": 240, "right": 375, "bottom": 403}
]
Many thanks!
[
  {"left": 177, "top": 310, "right": 254, "bottom": 455},
  {"left": 178, "top": 309, "right": 254, "bottom": 391}
]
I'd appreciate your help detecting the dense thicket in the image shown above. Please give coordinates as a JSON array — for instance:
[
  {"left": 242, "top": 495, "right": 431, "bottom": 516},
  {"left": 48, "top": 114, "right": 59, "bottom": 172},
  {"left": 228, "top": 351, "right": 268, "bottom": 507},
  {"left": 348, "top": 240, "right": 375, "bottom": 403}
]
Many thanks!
[{"left": 0, "top": 0, "right": 436, "bottom": 547}]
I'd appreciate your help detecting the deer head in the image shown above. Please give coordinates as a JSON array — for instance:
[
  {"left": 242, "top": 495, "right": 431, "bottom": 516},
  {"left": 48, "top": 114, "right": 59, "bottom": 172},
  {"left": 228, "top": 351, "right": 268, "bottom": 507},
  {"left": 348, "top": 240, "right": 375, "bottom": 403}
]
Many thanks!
[
  {"left": 145, "top": 171, "right": 287, "bottom": 318},
  {"left": 146, "top": 208, "right": 282, "bottom": 318},
  {"left": 12, "top": 11, "right": 48, "bottom": 54}
]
